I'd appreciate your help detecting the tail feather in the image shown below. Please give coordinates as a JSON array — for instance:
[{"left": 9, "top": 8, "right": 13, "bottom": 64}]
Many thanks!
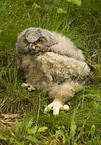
[{"left": 87, "top": 63, "right": 97, "bottom": 72}]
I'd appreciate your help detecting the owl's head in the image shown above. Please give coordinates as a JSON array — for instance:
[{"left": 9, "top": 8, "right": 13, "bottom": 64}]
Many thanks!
[{"left": 16, "top": 28, "right": 58, "bottom": 55}]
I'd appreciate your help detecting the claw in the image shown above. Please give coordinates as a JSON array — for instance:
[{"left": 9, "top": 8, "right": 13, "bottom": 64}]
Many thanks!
[
  {"left": 44, "top": 100, "right": 69, "bottom": 115},
  {"left": 21, "top": 83, "right": 35, "bottom": 91}
]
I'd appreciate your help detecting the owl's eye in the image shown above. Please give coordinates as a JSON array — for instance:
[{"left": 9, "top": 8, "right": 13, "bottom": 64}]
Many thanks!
[
  {"left": 36, "top": 39, "right": 42, "bottom": 43},
  {"left": 24, "top": 39, "right": 28, "bottom": 44}
]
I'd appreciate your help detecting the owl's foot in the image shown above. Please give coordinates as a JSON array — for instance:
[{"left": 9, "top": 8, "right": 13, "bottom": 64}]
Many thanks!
[
  {"left": 21, "top": 83, "right": 35, "bottom": 91},
  {"left": 44, "top": 100, "right": 69, "bottom": 115}
]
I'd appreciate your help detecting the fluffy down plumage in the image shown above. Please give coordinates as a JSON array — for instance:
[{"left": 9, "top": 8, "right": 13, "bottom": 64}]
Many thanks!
[{"left": 16, "top": 28, "right": 95, "bottom": 115}]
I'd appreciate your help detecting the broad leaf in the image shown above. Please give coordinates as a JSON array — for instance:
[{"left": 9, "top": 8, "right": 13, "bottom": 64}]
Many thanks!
[
  {"left": 27, "top": 126, "right": 38, "bottom": 134},
  {"left": 68, "top": 0, "right": 81, "bottom": 6},
  {"left": 57, "top": 8, "right": 67, "bottom": 14},
  {"left": 25, "top": 135, "right": 39, "bottom": 143},
  {"left": 37, "top": 126, "right": 48, "bottom": 132},
  {"left": 26, "top": 118, "right": 33, "bottom": 129},
  {"left": 32, "top": 2, "right": 41, "bottom": 9}
]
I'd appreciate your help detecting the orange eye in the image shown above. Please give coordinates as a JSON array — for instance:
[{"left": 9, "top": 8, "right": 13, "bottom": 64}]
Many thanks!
[
  {"left": 24, "top": 39, "right": 28, "bottom": 43},
  {"left": 37, "top": 39, "right": 42, "bottom": 43}
]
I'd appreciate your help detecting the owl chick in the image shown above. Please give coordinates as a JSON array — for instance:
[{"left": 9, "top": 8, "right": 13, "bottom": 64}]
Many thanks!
[{"left": 16, "top": 28, "right": 96, "bottom": 115}]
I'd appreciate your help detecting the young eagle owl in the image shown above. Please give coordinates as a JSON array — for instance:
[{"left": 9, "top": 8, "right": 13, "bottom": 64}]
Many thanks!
[{"left": 16, "top": 28, "right": 95, "bottom": 115}]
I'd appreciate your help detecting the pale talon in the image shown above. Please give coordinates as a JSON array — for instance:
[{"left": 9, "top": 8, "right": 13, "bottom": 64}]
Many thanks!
[
  {"left": 63, "top": 105, "right": 69, "bottom": 110},
  {"left": 28, "top": 86, "right": 32, "bottom": 91},
  {"left": 44, "top": 100, "right": 69, "bottom": 115},
  {"left": 21, "top": 83, "right": 29, "bottom": 88}
]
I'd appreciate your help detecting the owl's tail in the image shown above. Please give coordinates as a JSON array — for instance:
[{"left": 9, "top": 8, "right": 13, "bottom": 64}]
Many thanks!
[{"left": 87, "top": 63, "right": 97, "bottom": 72}]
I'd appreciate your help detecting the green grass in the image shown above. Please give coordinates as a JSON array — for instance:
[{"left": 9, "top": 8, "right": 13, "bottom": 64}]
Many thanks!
[{"left": 0, "top": 0, "right": 101, "bottom": 144}]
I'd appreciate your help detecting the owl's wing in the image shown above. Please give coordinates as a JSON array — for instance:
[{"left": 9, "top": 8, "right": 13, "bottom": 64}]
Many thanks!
[
  {"left": 50, "top": 32, "right": 85, "bottom": 61},
  {"left": 37, "top": 52, "right": 94, "bottom": 85},
  {"left": 50, "top": 70, "right": 94, "bottom": 85}
]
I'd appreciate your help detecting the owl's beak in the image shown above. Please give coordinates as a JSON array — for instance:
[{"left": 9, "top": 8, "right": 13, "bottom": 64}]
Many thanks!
[{"left": 28, "top": 43, "right": 35, "bottom": 52}]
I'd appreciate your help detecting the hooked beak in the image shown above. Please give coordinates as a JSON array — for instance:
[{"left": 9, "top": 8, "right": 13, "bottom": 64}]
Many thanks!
[{"left": 28, "top": 43, "right": 35, "bottom": 52}]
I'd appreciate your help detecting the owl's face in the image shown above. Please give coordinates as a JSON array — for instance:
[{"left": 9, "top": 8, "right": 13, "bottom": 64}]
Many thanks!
[
  {"left": 23, "top": 36, "right": 47, "bottom": 54},
  {"left": 22, "top": 29, "right": 48, "bottom": 54},
  {"left": 17, "top": 28, "right": 57, "bottom": 55}
]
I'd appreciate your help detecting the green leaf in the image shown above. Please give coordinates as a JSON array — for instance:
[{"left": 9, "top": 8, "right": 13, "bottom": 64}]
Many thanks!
[
  {"left": 90, "top": 125, "right": 95, "bottom": 135},
  {"left": 26, "top": 118, "right": 33, "bottom": 129},
  {"left": 37, "top": 126, "right": 48, "bottom": 133},
  {"left": 68, "top": 0, "right": 81, "bottom": 6},
  {"left": 70, "top": 121, "right": 77, "bottom": 137},
  {"left": 32, "top": 2, "right": 41, "bottom": 9},
  {"left": 64, "top": 135, "right": 70, "bottom": 144},
  {"left": 15, "top": 119, "right": 19, "bottom": 136},
  {"left": 88, "top": 125, "right": 95, "bottom": 136},
  {"left": 27, "top": 126, "right": 38, "bottom": 134},
  {"left": 0, "top": 134, "right": 8, "bottom": 140},
  {"left": 44, "top": 105, "right": 51, "bottom": 112},
  {"left": 56, "top": 130, "right": 64, "bottom": 135},
  {"left": 25, "top": 135, "right": 39, "bottom": 143},
  {"left": 57, "top": 8, "right": 67, "bottom": 14},
  {"left": 9, "top": 130, "right": 16, "bottom": 137}
]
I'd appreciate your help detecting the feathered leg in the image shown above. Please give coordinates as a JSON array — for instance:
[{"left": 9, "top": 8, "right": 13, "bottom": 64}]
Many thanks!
[{"left": 44, "top": 99, "right": 69, "bottom": 115}]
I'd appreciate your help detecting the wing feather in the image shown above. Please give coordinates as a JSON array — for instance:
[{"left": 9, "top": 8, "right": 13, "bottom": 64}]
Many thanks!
[{"left": 37, "top": 52, "right": 93, "bottom": 85}]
